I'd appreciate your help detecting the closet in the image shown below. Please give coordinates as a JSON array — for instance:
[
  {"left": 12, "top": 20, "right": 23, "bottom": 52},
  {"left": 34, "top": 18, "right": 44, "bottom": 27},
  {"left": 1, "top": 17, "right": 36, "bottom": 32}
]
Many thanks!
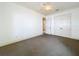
[
  {"left": 46, "top": 14, "right": 71, "bottom": 37},
  {"left": 45, "top": 8, "right": 79, "bottom": 40},
  {"left": 54, "top": 14, "right": 71, "bottom": 37}
]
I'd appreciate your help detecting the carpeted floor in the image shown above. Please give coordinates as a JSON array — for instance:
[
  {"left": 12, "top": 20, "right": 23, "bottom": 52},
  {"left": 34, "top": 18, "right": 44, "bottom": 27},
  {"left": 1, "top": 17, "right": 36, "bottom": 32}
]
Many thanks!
[{"left": 0, "top": 34, "right": 79, "bottom": 56}]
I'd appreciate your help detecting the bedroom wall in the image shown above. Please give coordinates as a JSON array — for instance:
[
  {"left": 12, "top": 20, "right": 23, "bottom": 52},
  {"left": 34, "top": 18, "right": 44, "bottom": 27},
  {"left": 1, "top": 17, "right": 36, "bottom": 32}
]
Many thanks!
[{"left": 0, "top": 3, "right": 43, "bottom": 47}]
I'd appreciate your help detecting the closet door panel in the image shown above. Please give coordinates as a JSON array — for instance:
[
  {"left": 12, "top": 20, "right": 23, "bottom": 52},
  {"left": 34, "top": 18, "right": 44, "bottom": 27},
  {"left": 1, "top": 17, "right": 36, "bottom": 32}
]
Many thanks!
[
  {"left": 51, "top": 16, "right": 54, "bottom": 35},
  {"left": 54, "top": 14, "right": 71, "bottom": 37}
]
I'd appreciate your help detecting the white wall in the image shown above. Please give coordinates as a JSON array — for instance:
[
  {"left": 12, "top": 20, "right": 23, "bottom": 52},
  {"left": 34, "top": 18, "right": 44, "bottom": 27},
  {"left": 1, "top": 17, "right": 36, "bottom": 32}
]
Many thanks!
[
  {"left": 46, "top": 7, "right": 79, "bottom": 40},
  {"left": 45, "top": 16, "right": 51, "bottom": 34},
  {"left": 46, "top": 15, "right": 54, "bottom": 35},
  {"left": 0, "top": 3, "right": 43, "bottom": 47},
  {"left": 71, "top": 8, "right": 79, "bottom": 39}
]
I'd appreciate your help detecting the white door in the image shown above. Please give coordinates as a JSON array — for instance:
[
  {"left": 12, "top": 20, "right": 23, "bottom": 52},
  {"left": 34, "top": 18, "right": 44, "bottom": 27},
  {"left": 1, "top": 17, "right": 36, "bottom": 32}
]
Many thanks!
[{"left": 54, "top": 14, "right": 71, "bottom": 37}]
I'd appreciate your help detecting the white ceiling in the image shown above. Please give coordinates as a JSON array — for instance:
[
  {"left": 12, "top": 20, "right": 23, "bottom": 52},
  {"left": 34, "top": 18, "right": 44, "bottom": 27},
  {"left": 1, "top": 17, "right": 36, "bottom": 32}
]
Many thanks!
[{"left": 14, "top": 2, "right": 79, "bottom": 15}]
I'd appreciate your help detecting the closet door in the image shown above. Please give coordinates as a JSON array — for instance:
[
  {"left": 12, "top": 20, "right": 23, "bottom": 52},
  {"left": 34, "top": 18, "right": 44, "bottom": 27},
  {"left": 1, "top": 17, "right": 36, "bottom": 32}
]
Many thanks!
[{"left": 54, "top": 14, "right": 71, "bottom": 37}]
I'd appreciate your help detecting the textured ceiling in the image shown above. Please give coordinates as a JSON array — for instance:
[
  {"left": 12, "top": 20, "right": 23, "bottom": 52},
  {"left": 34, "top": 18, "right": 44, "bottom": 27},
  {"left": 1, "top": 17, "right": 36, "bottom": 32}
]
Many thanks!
[{"left": 14, "top": 2, "right": 79, "bottom": 15}]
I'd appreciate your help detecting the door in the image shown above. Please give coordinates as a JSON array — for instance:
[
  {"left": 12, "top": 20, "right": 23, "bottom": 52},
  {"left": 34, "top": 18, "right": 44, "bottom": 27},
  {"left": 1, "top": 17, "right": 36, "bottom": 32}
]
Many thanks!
[{"left": 54, "top": 14, "right": 71, "bottom": 37}]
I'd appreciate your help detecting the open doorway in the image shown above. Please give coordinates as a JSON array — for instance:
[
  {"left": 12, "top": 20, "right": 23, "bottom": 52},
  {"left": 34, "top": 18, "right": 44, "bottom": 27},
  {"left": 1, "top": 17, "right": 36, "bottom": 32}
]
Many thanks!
[{"left": 42, "top": 16, "right": 46, "bottom": 34}]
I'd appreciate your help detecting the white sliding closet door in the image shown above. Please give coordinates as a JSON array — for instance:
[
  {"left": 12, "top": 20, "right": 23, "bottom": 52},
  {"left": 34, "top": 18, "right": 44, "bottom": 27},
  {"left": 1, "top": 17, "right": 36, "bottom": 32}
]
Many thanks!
[{"left": 54, "top": 14, "right": 71, "bottom": 37}]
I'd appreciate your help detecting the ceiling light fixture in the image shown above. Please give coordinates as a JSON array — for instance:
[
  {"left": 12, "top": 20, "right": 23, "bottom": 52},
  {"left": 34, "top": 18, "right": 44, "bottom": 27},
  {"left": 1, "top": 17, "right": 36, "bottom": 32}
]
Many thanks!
[
  {"left": 41, "top": 3, "right": 53, "bottom": 12},
  {"left": 40, "top": 2, "right": 59, "bottom": 15},
  {"left": 43, "top": 4, "right": 52, "bottom": 11}
]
